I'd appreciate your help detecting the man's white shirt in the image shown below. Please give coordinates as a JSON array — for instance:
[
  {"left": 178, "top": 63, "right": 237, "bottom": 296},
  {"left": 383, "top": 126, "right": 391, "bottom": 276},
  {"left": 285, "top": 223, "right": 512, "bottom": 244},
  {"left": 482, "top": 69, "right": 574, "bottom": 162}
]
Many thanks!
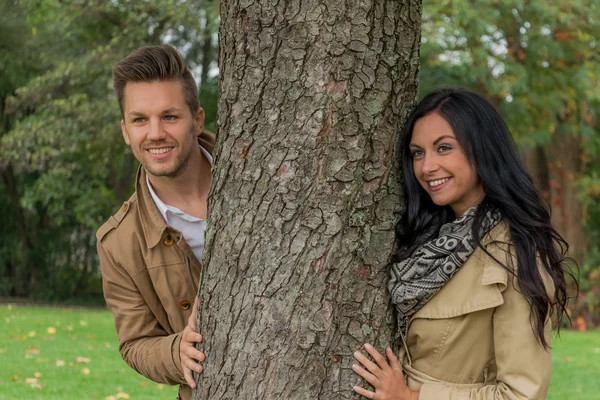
[{"left": 146, "top": 145, "right": 212, "bottom": 263}]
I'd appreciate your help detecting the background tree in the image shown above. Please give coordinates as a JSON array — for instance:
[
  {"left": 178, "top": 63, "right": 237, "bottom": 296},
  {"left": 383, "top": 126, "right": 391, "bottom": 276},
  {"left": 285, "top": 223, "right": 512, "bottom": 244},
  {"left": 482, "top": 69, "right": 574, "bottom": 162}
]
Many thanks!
[
  {"left": 194, "top": 0, "right": 421, "bottom": 398},
  {"left": 418, "top": 0, "right": 600, "bottom": 326},
  {"left": 0, "top": 0, "right": 219, "bottom": 301}
]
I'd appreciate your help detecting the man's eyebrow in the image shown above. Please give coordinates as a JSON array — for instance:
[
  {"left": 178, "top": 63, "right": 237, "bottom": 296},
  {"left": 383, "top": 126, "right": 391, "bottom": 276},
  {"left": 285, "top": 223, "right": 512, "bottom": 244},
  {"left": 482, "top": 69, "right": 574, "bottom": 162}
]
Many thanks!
[
  {"left": 162, "top": 107, "right": 183, "bottom": 114},
  {"left": 127, "top": 111, "right": 146, "bottom": 118}
]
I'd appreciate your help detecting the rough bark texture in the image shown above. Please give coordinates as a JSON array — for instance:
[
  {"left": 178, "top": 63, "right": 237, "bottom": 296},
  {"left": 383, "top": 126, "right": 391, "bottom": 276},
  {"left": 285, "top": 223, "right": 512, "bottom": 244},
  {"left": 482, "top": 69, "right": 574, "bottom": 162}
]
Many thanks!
[{"left": 195, "top": 1, "right": 421, "bottom": 399}]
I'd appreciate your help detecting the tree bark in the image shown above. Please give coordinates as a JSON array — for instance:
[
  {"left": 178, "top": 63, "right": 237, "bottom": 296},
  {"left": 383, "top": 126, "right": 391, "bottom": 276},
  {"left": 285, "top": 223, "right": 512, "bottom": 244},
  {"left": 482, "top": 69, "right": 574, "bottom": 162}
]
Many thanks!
[
  {"left": 522, "top": 145, "right": 550, "bottom": 203},
  {"left": 200, "top": 12, "right": 214, "bottom": 90},
  {"left": 195, "top": 1, "right": 421, "bottom": 399},
  {"left": 548, "top": 130, "right": 587, "bottom": 264}
]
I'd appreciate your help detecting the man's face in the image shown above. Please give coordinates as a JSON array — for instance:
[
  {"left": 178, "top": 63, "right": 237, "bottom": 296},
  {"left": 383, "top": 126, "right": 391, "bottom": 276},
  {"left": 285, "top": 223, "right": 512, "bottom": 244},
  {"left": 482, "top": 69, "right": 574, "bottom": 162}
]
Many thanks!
[{"left": 120, "top": 80, "right": 204, "bottom": 178}]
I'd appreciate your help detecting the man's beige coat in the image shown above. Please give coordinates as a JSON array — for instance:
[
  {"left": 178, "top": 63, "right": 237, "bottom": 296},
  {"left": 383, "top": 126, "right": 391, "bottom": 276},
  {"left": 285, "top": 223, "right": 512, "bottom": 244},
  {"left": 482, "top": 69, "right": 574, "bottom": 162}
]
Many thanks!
[{"left": 96, "top": 132, "right": 215, "bottom": 400}]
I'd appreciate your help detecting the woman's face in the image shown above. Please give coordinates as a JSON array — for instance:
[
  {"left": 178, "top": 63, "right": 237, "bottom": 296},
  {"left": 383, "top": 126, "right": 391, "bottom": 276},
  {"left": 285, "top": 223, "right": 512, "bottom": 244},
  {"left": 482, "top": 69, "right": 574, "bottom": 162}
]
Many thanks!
[{"left": 409, "top": 112, "right": 485, "bottom": 216}]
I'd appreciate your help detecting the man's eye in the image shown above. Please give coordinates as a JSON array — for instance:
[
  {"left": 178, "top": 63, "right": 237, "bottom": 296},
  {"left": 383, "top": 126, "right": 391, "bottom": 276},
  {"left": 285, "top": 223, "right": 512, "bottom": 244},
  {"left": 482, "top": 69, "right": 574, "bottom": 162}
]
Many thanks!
[
  {"left": 164, "top": 115, "right": 177, "bottom": 121},
  {"left": 133, "top": 118, "right": 145, "bottom": 123}
]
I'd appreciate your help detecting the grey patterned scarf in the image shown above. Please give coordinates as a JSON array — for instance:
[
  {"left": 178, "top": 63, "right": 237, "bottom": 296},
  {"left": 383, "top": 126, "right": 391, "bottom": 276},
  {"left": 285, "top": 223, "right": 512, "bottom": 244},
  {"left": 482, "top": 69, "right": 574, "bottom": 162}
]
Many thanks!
[{"left": 389, "top": 206, "right": 502, "bottom": 337}]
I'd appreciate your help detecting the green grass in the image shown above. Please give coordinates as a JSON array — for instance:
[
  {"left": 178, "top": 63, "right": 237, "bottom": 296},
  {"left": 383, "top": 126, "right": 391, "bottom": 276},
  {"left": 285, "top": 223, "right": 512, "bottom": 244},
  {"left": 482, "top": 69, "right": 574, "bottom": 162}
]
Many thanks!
[
  {"left": 0, "top": 305, "right": 178, "bottom": 400},
  {"left": 1, "top": 305, "right": 599, "bottom": 399},
  {"left": 548, "top": 329, "right": 600, "bottom": 400}
]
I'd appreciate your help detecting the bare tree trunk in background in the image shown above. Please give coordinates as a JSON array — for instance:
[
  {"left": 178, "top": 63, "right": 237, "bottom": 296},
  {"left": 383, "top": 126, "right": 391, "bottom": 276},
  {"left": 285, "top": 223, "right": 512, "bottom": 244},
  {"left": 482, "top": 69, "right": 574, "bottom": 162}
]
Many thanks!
[
  {"left": 194, "top": 0, "right": 421, "bottom": 399},
  {"left": 199, "top": 14, "right": 214, "bottom": 90},
  {"left": 522, "top": 145, "right": 550, "bottom": 203},
  {"left": 548, "top": 130, "right": 587, "bottom": 264}
]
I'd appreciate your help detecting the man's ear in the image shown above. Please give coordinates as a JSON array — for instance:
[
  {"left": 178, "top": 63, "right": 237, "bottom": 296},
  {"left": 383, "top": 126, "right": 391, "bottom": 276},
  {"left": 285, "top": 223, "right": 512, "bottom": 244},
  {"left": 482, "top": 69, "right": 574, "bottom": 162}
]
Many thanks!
[
  {"left": 121, "top": 119, "right": 131, "bottom": 145},
  {"left": 195, "top": 108, "right": 205, "bottom": 136}
]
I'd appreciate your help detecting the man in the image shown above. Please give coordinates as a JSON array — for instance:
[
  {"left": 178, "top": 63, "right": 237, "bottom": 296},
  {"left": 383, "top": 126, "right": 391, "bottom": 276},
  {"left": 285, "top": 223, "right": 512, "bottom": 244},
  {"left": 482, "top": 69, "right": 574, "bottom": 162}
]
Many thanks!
[{"left": 96, "top": 44, "right": 210, "bottom": 400}]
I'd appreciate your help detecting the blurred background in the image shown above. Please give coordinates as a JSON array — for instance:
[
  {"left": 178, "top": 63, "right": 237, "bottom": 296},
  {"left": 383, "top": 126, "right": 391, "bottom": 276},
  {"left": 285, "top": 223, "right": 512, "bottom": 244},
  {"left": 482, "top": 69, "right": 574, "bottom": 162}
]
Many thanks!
[{"left": 0, "top": 0, "right": 598, "bottom": 326}]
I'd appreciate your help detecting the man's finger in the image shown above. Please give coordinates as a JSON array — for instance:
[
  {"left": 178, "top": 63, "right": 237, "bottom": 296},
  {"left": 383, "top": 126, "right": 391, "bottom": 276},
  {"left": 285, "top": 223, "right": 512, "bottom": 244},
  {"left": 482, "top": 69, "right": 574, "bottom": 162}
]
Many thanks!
[
  {"left": 183, "top": 330, "right": 203, "bottom": 344},
  {"left": 184, "top": 347, "right": 206, "bottom": 363},
  {"left": 183, "top": 356, "right": 204, "bottom": 374},
  {"left": 188, "top": 296, "right": 200, "bottom": 327},
  {"left": 184, "top": 366, "right": 196, "bottom": 389}
]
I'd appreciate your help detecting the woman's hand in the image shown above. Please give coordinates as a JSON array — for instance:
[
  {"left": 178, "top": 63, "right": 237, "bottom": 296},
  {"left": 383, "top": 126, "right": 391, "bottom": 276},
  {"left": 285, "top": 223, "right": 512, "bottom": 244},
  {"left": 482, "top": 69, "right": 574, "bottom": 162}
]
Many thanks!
[{"left": 352, "top": 344, "right": 418, "bottom": 400}]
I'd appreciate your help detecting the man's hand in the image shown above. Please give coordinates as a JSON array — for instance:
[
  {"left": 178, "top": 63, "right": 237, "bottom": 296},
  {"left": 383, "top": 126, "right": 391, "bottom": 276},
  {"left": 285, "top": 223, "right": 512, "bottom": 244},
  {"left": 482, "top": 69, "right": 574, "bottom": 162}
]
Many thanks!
[{"left": 180, "top": 296, "right": 205, "bottom": 388}]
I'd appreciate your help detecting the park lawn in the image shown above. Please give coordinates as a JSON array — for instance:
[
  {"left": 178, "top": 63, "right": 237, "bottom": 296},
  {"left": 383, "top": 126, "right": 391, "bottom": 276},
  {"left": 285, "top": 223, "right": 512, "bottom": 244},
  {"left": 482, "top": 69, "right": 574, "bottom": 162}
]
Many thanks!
[
  {"left": 548, "top": 329, "right": 600, "bottom": 400},
  {"left": 0, "top": 305, "right": 178, "bottom": 400},
  {"left": 0, "top": 305, "right": 599, "bottom": 400}
]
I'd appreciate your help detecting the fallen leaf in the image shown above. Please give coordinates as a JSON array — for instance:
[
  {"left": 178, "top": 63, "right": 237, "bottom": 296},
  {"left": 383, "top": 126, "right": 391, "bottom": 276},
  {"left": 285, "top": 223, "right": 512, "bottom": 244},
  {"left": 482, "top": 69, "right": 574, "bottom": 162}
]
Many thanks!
[
  {"left": 106, "top": 396, "right": 116, "bottom": 400},
  {"left": 76, "top": 356, "right": 91, "bottom": 363},
  {"left": 36, "top": 358, "right": 49, "bottom": 363},
  {"left": 86, "top": 334, "right": 95, "bottom": 339},
  {"left": 10, "top": 375, "right": 18, "bottom": 381},
  {"left": 157, "top": 384, "right": 164, "bottom": 390},
  {"left": 25, "top": 378, "right": 37, "bottom": 384},
  {"left": 564, "top": 356, "right": 574, "bottom": 362},
  {"left": 82, "top": 368, "right": 90, "bottom": 375},
  {"left": 28, "top": 331, "right": 36, "bottom": 337},
  {"left": 56, "top": 360, "right": 65, "bottom": 367},
  {"left": 0, "top": 348, "right": 6, "bottom": 354},
  {"left": 116, "top": 393, "right": 130, "bottom": 399},
  {"left": 25, "top": 346, "right": 40, "bottom": 358},
  {"left": 79, "top": 320, "right": 88, "bottom": 327},
  {"left": 67, "top": 325, "right": 74, "bottom": 332},
  {"left": 139, "top": 381, "right": 149, "bottom": 387},
  {"left": 33, "top": 372, "right": 42, "bottom": 378},
  {"left": 47, "top": 327, "right": 56, "bottom": 335},
  {"left": 104, "top": 343, "right": 111, "bottom": 349}
]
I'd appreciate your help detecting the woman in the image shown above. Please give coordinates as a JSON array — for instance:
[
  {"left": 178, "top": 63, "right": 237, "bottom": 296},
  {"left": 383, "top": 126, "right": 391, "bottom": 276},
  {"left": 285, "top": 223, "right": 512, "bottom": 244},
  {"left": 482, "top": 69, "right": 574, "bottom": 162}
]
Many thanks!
[{"left": 352, "top": 88, "right": 573, "bottom": 400}]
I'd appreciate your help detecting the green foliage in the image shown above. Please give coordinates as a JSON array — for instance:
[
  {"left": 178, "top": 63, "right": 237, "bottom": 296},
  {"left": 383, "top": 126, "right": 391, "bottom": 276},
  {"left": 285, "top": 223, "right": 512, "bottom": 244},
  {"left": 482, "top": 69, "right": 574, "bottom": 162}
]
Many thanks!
[
  {"left": 420, "top": 0, "right": 600, "bottom": 325},
  {"left": 0, "top": 0, "right": 220, "bottom": 300}
]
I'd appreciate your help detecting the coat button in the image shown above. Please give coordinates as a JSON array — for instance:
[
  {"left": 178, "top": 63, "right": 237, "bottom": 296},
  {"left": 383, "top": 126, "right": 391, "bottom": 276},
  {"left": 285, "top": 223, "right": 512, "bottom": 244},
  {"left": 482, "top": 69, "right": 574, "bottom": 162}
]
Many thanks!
[
  {"left": 163, "top": 234, "right": 174, "bottom": 246},
  {"left": 121, "top": 202, "right": 128, "bottom": 212},
  {"left": 179, "top": 300, "right": 191, "bottom": 310}
]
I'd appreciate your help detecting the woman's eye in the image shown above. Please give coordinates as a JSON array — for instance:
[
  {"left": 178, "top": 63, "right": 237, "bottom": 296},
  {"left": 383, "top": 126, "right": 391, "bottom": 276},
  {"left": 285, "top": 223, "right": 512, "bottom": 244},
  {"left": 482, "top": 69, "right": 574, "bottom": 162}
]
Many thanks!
[
  {"left": 411, "top": 150, "right": 424, "bottom": 158},
  {"left": 438, "top": 144, "right": 452, "bottom": 153}
]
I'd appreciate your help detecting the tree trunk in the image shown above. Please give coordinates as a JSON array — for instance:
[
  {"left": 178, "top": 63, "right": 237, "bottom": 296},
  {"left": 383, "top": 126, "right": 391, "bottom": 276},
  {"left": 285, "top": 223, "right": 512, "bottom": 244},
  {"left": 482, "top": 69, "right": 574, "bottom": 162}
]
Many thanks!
[
  {"left": 195, "top": 0, "right": 421, "bottom": 399},
  {"left": 522, "top": 145, "right": 550, "bottom": 203},
  {"left": 548, "top": 130, "right": 587, "bottom": 264},
  {"left": 200, "top": 13, "right": 214, "bottom": 90}
]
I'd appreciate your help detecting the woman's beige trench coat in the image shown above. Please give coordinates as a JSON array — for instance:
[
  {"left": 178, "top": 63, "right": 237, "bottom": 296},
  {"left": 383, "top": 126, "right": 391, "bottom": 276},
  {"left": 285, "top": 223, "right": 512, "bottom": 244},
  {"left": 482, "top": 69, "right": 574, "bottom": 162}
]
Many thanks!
[{"left": 401, "top": 223, "right": 555, "bottom": 400}]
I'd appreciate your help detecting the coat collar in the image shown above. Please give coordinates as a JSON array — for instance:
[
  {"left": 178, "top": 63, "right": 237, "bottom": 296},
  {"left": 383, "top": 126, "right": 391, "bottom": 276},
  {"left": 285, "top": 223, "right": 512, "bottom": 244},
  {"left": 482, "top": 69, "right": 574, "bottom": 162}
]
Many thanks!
[{"left": 412, "top": 222, "right": 512, "bottom": 320}]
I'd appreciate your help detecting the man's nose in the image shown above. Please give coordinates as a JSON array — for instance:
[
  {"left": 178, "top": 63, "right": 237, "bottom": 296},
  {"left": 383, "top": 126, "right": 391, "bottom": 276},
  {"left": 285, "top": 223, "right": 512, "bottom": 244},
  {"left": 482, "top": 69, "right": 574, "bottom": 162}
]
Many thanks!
[{"left": 147, "top": 118, "right": 166, "bottom": 141}]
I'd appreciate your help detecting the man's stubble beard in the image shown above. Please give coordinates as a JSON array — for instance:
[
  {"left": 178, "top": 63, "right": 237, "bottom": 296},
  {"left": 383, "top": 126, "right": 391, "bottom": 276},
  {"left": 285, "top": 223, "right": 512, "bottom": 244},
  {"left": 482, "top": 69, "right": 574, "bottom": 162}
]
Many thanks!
[{"left": 142, "top": 128, "right": 196, "bottom": 179}]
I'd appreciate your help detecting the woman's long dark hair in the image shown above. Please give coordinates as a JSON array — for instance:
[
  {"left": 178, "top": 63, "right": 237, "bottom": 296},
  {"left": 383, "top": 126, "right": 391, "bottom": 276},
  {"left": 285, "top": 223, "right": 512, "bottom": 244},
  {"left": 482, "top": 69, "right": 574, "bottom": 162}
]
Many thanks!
[{"left": 394, "top": 87, "right": 575, "bottom": 349}]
